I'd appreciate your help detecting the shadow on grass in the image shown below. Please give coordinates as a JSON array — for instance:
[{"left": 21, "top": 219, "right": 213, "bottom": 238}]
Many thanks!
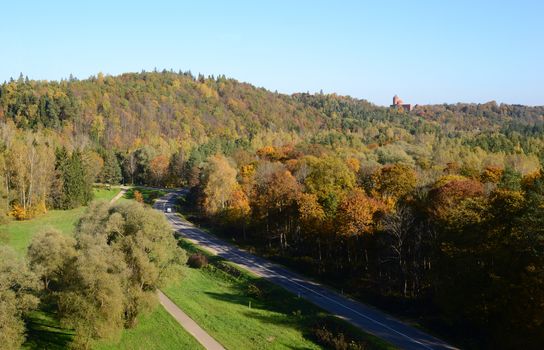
[{"left": 24, "top": 304, "right": 74, "bottom": 350}]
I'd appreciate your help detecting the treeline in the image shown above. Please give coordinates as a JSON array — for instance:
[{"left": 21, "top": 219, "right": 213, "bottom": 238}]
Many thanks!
[
  {"left": 185, "top": 146, "right": 544, "bottom": 349},
  {"left": 0, "top": 201, "right": 185, "bottom": 349}
]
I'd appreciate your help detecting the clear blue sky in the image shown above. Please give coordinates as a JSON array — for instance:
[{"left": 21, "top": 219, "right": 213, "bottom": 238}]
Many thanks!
[{"left": 1, "top": 0, "right": 543, "bottom": 106}]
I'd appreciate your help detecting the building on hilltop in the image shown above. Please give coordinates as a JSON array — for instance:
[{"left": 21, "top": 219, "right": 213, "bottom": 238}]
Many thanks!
[{"left": 391, "top": 95, "right": 413, "bottom": 112}]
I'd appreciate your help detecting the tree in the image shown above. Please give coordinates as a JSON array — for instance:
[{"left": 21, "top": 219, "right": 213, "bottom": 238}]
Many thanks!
[
  {"left": 121, "top": 151, "right": 137, "bottom": 185},
  {"left": 480, "top": 165, "right": 503, "bottom": 184},
  {"left": 201, "top": 155, "right": 238, "bottom": 215},
  {"left": 133, "top": 146, "right": 157, "bottom": 185},
  {"left": 0, "top": 246, "right": 39, "bottom": 350},
  {"left": 133, "top": 190, "right": 144, "bottom": 203},
  {"left": 0, "top": 153, "right": 10, "bottom": 223},
  {"left": 58, "top": 235, "right": 126, "bottom": 349},
  {"left": 429, "top": 176, "right": 484, "bottom": 223},
  {"left": 83, "top": 150, "right": 104, "bottom": 186},
  {"left": 100, "top": 151, "right": 122, "bottom": 185},
  {"left": 5, "top": 133, "right": 54, "bottom": 218},
  {"left": 224, "top": 187, "right": 251, "bottom": 239},
  {"left": 371, "top": 164, "right": 417, "bottom": 204},
  {"left": 297, "top": 192, "right": 327, "bottom": 262},
  {"left": 149, "top": 154, "right": 169, "bottom": 186},
  {"left": 64, "top": 150, "right": 94, "bottom": 208},
  {"left": 28, "top": 229, "right": 77, "bottom": 291},
  {"left": 167, "top": 150, "right": 186, "bottom": 186},
  {"left": 75, "top": 201, "right": 186, "bottom": 327},
  {"left": 252, "top": 162, "right": 301, "bottom": 249},
  {"left": 382, "top": 204, "right": 422, "bottom": 297},
  {"left": 337, "top": 188, "right": 383, "bottom": 237},
  {"left": 303, "top": 156, "right": 355, "bottom": 214}
]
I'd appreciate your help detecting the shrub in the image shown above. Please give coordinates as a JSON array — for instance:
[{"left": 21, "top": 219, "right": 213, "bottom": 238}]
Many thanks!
[
  {"left": 312, "top": 317, "right": 369, "bottom": 350},
  {"left": 215, "top": 261, "right": 242, "bottom": 278},
  {"left": 11, "top": 204, "right": 28, "bottom": 220},
  {"left": 134, "top": 190, "right": 144, "bottom": 203},
  {"left": 187, "top": 253, "right": 208, "bottom": 268},
  {"left": 247, "top": 283, "right": 263, "bottom": 299}
]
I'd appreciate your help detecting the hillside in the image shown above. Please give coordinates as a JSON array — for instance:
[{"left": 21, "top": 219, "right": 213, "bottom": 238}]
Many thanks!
[{"left": 2, "top": 71, "right": 543, "bottom": 158}]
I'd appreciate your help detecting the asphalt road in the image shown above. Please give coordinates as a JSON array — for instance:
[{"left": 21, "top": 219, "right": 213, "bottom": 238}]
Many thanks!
[{"left": 155, "top": 192, "right": 458, "bottom": 350}]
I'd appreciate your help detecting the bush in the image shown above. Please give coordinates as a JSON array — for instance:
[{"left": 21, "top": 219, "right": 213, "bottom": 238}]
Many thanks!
[
  {"left": 187, "top": 253, "right": 208, "bottom": 268},
  {"left": 215, "top": 261, "right": 242, "bottom": 278},
  {"left": 312, "top": 317, "right": 369, "bottom": 350},
  {"left": 134, "top": 190, "right": 144, "bottom": 203},
  {"left": 247, "top": 283, "right": 264, "bottom": 299},
  {"left": 11, "top": 204, "right": 28, "bottom": 220}
]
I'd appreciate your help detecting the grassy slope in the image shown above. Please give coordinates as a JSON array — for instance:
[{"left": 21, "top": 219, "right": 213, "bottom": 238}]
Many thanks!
[
  {"left": 163, "top": 240, "right": 394, "bottom": 350},
  {"left": 164, "top": 266, "right": 321, "bottom": 350},
  {"left": 1, "top": 187, "right": 202, "bottom": 350}
]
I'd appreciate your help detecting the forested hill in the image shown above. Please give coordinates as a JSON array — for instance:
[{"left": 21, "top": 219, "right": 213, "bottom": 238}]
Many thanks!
[{"left": 1, "top": 71, "right": 543, "bottom": 155}]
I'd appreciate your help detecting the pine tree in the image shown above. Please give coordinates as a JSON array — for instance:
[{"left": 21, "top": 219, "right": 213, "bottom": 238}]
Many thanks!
[
  {"left": 54, "top": 150, "right": 93, "bottom": 209},
  {"left": 100, "top": 151, "right": 122, "bottom": 185}
]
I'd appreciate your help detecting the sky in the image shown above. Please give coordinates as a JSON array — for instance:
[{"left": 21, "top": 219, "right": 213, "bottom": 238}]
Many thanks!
[{"left": 1, "top": 0, "right": 543, "bottom": 106}]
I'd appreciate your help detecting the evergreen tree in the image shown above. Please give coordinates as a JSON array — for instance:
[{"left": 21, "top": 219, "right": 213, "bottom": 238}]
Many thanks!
[
  {"left": 51, "top": 147, "right": 69, "bottom": 208},
  {"left": 53, "top": 149, "right": 93, "bottom": 209},
  {"left": 100, "top": 151, "right": 122, "bottom": 185}
]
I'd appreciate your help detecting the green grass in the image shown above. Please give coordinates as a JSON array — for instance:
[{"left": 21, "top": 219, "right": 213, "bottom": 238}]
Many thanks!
[
  {"left": 23, "top": 305, "right": 74, "bottom": 350},
  {"left": 2, "top": 207, "right": 85, "bottom": 254},
  {"left": 1, "top": 188, "right": 120, "bottom": 255},
  {"left": 94, "top": 305, "right": 204, "bottom": 350},
  {"left": 93, "top": 187, "right": 122, "bottom": 201},
  {"left": 23, "top": 303, "right": 204, "bottom": 350},
  {"left": 163, "top": 240, "right": 394, "bottom": 350}
]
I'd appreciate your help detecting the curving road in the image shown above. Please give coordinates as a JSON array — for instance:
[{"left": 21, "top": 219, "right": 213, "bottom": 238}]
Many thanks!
[{"left": 155, "top": 192, "right": 458, "bottom": 350}]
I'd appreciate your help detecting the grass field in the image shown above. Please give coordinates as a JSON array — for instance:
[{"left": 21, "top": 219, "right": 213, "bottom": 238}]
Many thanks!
[
  {"left": 163, "top": 240, "right": 393, "bottom": 350},
  {"left": 93, "top": 187, "right": 122, "bottom": 201},
  {"left": 1, "top": 188, "right": 120, "bottom": 254}
]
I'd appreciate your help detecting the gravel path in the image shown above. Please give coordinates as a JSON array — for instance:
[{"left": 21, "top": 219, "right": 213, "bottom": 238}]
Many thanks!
[{"left": 157, "top": 290, "right": 225, "bottom": 350}]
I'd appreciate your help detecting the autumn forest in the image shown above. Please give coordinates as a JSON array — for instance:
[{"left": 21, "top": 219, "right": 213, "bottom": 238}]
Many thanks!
[{"left": 1, "top": 71, "right": 544, "bottom": 349}]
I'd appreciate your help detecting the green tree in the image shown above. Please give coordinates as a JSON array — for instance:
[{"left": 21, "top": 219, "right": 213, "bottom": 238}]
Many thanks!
[
  {"left": 0, "top": 246, "right": 39, "bottom": 350},
  {"left": 100, "top": 151, "right": 122, "bottom": 185},
  {"left": 64, "top": 151, "right": 93, "bottom": 208},
  {"left": 75, "top": 201, "right": 186, "bottom": 327},
  {"left": 58, "top": 235, "right": 126, "bottom": 349},
  {"left": 28, "top": 229, "right": 77, "bottom": 291},
  {"left": 303, "top": 156, "right": 355, "bottom": 214}
]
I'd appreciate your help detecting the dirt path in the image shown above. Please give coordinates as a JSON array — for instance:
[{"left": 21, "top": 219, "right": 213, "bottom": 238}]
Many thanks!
[
  {"left": 111, "top": 188, "right": 225, "bottom": 350},
  {"left": 110, "top": 187, "right": 127, "bottom": 203},
  {"left": 158, "top": 290, "right": 226, "bottom": 350}
]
